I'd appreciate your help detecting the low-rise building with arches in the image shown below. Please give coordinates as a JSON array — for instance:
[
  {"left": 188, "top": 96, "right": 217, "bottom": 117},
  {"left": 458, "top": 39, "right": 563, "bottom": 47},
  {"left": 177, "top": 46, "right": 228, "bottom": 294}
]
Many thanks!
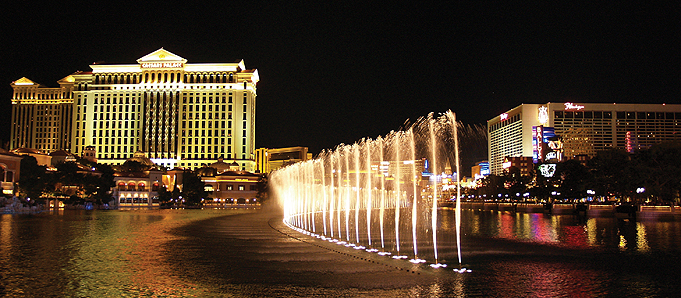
[{"left": 113, "top": 170, "right": 163, "bottom": 208}]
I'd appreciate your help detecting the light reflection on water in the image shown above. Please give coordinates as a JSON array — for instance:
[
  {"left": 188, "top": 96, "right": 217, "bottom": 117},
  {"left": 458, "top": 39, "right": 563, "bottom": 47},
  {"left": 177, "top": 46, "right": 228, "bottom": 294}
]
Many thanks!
[
  {"left": 446, "top": 209, "right": 681, "bottom": 253},
  {"left": 0, "top": 209, "right": 250, "bottom": 297},
  {"left": 1, "top": 208, "right": 680, "bottom": 297}
]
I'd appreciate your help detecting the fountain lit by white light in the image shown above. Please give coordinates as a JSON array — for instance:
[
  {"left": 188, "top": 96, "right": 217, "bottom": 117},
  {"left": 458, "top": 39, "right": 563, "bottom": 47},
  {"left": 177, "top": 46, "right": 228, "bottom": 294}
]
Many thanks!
[{"left": 272, "top": 111, "right": 468, "bottom": 270}]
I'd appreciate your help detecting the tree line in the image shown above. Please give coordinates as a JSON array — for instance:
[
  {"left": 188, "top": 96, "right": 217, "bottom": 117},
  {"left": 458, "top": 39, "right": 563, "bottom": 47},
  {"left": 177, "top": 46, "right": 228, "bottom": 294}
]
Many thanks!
[{"left": 473, "top": 142, "right": 681, "bottom": 204}]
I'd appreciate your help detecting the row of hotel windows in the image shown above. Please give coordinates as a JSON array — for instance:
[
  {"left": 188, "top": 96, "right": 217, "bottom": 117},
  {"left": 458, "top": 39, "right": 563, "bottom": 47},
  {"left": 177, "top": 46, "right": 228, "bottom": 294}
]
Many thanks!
[
  {"left": 92, "top": 138, "right": 136, "bottom": 146},
  {"left": 36, "top": 108, "right": 60, "bottom": 115},
  {"left": 77, "top": 110, "right": 240, "bottom": 122},
  {"left": 77, "top": 92, "right": 249, "bottom": 105},
  {"left": 209, "top": 185, "right": 257, "bottom": 191},
  {"left": 119, "top": 198, "right": 159, "bottom": 204},
  {"left": 96, "top": 145, "right": 136, "bottom": 153},
  {"left": 13, "top": 90, "right": 69, "bottom": 100},
  {"left": 81, "top": 85, "right": 250, "bottom": 91},
  {"left": 75, "top": 125, "right": 237, "bottom": 139},
  {"left": 182, "top": 130, "right": 232, "bottom": 138},
  {"left": 88, "top": 113, "right": 140, "bottom": 121},
  {"left": 183, "top": 95, "right": 243, "bottom": 104},
  {"left": 181, "top": 154, "right": 238, "bottom": 160},
  {"left": 91, "top": 97, "right": 138, "bottom": 105},
  {"left": 181, "top": 136, "right": 232, "bottom": 145},
  {"left": 182, "top": 145, "right": 232, "bottom": 153},
  {"left": 117, "top": 182, "right": 159, "bottom": 191},
  {"left": 183, "top": 120, "right": 233, "bottom": 129},
  {"left": 91, "top": 151, "right": 246, "bottom": 161},
  {"left": 184, "top": 104, "right": 232, "bottom": 112},
  {"left": 35, "top": 133, "right": 59, "bottom": 139},
  {"left": 555, "top": 111, "right": 681, "bottom": 120},
  {"left": 88, "top": 121, "right": 136, "bottom": 130},
  {"left": 93, "top": 72, "right": 239, "bottom": 85},
  {"left": 182, "top": 112, "right": 233, "bottom": 120},
  {"left": 489, "top": 114, "right": 521, "bottom": 132},
  {"left": 93, "top": 104, "right": 137, "bottom": 113}
]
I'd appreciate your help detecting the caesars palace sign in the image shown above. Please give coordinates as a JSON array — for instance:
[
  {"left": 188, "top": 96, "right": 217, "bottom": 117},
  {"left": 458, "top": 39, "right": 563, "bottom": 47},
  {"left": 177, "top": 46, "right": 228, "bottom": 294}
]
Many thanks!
[{"left": 140, "top": 62, "right": 184, "bottom": 69}]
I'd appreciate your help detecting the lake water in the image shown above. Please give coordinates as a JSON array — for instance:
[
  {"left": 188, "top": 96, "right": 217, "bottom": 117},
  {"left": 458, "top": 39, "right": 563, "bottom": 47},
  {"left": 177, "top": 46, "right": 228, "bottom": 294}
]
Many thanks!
[{"left": 1, "top": 207, "right": 680, "bottom": 297}]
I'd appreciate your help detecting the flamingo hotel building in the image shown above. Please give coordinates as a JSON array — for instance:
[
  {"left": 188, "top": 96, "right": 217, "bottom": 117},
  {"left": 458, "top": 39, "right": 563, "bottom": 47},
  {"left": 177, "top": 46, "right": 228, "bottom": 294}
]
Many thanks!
[
  {"left": 9, "top": 48, "right": 259, "bottom": 171},
  {"left": 488, "top": 102, "right": 681, "bottom": 175}
]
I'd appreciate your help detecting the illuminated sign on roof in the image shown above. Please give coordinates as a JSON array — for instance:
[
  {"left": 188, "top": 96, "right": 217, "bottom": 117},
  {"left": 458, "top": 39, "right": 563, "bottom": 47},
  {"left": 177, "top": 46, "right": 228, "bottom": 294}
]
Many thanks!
[
  {"left": 500, "top": 113, "right": 508, "bottom": 120},
  {"left": 564, "top": 102, "right": 585, "bottom": 110},
  {"left": 140, "top": 62, "right": 183, "bottom": 69},
  {"left": 538, "top": 106, "right": 548, "bottom": 124}
]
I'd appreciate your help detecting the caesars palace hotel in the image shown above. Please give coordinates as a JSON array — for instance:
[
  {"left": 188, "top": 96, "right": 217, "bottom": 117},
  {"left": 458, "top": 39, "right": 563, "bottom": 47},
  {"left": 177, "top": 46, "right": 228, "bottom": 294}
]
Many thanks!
[{"left": 10, "top": 48, "right": 259, "bottom": 171}]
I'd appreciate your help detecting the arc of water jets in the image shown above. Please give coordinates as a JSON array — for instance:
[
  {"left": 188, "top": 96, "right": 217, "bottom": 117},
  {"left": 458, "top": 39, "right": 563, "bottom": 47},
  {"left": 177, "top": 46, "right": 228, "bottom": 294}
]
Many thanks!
[{"left": 274, "top": 111, "right": 467, "bottom": 272}]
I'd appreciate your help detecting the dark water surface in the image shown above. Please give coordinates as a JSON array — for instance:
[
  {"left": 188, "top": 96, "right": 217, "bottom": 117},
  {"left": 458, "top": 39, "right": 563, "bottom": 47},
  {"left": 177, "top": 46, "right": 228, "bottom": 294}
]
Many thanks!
[{"left": 1, "top": 207, "right": 680, "bottom": 297}]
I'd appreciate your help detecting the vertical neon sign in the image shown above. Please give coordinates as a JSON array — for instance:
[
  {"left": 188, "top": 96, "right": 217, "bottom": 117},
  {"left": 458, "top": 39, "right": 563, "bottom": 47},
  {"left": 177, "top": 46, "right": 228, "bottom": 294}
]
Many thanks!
[{"left": 533, "top": 126, "right": 544, "bottom": 163}]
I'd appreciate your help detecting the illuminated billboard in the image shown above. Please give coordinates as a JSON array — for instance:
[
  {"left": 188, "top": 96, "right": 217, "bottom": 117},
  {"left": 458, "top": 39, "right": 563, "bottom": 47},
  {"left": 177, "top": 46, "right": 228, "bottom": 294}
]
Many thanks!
[
  {"left": 538, "top": 164, "right": 557, "bottom": 177},
  {"left": 533, "top": 126, "right": 562, "bottom": 163}
]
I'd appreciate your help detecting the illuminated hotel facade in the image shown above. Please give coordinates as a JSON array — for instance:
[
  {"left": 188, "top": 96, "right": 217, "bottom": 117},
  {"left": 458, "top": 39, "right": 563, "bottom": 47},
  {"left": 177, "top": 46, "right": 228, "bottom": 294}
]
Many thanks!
[
  {"left": 488, "top": 103, "right": 681, "bottom": 175},
  {"left": 10, "top": 49, "right": 259, "bottom": 171}
]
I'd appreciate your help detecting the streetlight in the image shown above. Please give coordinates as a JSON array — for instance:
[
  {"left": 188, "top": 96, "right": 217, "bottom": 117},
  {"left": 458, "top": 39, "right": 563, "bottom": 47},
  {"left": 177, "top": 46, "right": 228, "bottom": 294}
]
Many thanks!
[{"left": 636, "top": 187, "right": 646, "bottom": 204}]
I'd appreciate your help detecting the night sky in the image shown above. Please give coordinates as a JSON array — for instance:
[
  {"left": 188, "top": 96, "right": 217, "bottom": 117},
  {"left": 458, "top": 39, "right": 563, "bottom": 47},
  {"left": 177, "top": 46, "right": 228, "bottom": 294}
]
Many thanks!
[{"left": 1, "top": 3, "right": 678, "bottom": 155}]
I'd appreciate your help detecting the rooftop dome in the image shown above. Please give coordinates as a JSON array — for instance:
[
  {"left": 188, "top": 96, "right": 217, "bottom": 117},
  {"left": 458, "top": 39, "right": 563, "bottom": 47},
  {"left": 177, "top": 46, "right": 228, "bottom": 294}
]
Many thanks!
[
  {"left": 49, "top": 150, "right": 73, "bottom": 157},
  {"left": 127, "top": 151, "right": 154, "bottom": 167},
  {"left": 209, "top": 158, "right": 231, "bottom": 174},
  {"left": 11, "top": 148, "right": 44, "bottom": 155}
]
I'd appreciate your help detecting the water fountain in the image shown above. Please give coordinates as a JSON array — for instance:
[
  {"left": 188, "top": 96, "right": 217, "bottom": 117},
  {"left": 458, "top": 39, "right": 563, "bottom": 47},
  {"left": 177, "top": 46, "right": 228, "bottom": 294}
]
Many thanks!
[{"left": 272, "top": 111, "right": 469, "bottom": 271}]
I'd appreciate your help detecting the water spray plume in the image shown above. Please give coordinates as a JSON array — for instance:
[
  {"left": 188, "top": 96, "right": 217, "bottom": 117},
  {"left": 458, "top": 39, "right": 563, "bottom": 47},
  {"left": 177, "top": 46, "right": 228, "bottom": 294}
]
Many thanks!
[{"left": 272, "top": 111, "right": 465, "bottom": 268}]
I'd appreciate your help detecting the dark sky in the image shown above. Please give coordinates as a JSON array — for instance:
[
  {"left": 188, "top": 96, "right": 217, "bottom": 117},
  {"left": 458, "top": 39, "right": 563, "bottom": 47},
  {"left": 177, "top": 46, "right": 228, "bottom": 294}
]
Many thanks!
[{"left": 1, "top": 3, "right": 679, "bottom": 155}]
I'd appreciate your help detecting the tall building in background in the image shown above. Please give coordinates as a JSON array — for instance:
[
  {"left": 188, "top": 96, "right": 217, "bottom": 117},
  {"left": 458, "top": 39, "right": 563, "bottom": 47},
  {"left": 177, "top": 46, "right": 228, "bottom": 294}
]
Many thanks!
[
  {"left": 488, "top": 103, "right": 681, "bottom": 175},
  {"left": 10, "top": 49, "right": 259, "bottom": 171},
  {"left": 255, "top": 147, "right": 311, "bottom": 174},
  {"left": 10, "top": 77, "right": 75, "bottom": 153}
]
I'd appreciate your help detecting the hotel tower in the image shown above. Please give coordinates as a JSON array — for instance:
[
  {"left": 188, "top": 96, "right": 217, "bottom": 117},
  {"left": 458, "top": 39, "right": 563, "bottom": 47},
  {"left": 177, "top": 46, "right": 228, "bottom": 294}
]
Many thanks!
[
  {"left": 487, "top": 102, "right": 681, "bottom": 175},
  {"left": 10, "top": 48, "right": 259, "bottom": 171}
]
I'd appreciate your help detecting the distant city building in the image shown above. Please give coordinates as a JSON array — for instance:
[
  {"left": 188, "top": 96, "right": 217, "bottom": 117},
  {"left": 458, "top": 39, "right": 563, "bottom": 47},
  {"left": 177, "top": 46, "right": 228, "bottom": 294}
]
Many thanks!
[
  {"left": 471, "top": 160, "right": 489, "bottom": 180},
  {"left": 9, "top": 48, "right": 259, "bottom": 171},
  {"left": 488, "top": 103, "right": 681, "bottom": 175},
  {"left": 256, "top": 147, "right": 311, "bottom": 174},
  {"left": 112, "top": 151, "right": 163, "bottom": 207},
  {"left": 113, "top": 170, "right": 163, "bottom": 208},
  {"left": 201, "top": 170, "right": 260, "bottom": 206},
  {"left": 501, "top": 156, "right": 534, "bottom": 176},
  {"left": 254, "top": 148, "right": 269, "bottom": 174},
  {"left": 10, "top": 148, "right": 52, "bottom": 167},
  {"left": 49, "top": 150, "right": 77, "bottom": 165},
  {"left": 0, "top": 149, "right": 22, "bottom": 195}
]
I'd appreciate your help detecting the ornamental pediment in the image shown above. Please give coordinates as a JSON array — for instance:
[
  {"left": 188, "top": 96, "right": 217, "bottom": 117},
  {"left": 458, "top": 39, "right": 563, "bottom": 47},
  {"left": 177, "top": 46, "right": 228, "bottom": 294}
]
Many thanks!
[
  {"left": 58, "top": 75, "right": 75, "bottom": 84},
  {"left": 12, "top": 77, "right": 36, "bottom": 85},
  {"left": 136, "top": 48, "right": 187, "bottom": 64}
]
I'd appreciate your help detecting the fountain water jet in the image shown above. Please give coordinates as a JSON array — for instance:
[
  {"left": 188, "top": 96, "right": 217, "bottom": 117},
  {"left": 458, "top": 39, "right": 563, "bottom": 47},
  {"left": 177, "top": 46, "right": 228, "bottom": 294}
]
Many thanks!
[
  {"left": 429, "top": 115, "right": 439, "bottom": 262},
  {"left": 273, "top": 111, "right": 466, "bottom": 269}
]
